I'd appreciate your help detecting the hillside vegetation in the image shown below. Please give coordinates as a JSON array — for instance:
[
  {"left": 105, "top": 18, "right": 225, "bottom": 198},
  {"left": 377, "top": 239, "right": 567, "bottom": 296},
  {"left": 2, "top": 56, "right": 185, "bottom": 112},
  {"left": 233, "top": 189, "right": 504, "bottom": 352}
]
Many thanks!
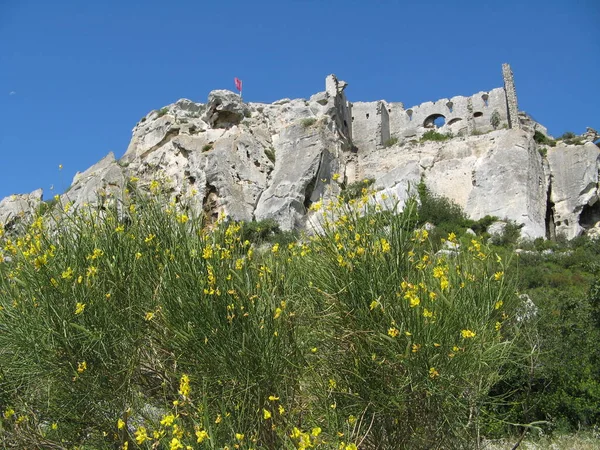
[{"left": 0, "top": 183, "right": 598, "bottom": 449}]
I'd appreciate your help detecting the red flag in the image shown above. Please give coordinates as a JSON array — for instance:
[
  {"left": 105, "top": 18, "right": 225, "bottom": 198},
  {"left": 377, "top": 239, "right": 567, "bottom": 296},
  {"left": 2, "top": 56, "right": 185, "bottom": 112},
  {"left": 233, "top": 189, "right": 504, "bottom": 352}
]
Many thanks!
[{"left": 234, "top": 77, "right": 242, "bottom": 92}]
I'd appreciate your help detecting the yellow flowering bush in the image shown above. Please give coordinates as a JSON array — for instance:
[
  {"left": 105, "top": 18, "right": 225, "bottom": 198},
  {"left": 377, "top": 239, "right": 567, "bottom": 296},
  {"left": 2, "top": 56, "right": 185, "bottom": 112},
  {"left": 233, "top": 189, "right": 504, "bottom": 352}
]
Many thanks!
[{"left": 0, "top": 187, "right": 523, "bottom": 449}]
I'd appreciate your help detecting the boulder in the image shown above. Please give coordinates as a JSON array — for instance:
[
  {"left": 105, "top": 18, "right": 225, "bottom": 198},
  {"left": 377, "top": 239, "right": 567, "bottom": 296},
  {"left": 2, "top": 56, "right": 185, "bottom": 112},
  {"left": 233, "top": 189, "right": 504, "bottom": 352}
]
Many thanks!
[{"left": 204, "top": 90, "right": 249, "bottom": 129}]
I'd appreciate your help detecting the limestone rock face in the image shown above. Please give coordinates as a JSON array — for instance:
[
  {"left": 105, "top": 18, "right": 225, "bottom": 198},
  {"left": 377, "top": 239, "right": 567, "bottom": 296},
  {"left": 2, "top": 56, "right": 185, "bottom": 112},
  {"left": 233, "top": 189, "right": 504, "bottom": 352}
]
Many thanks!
[
  {"left": 0, "top": 189, "right": 43, "bottom": 232},
  {"left": 359, "top": 129, "right": 548, "bottom": 239},
  {"left": 1, "top": 73, "right": 596, "bottom": 242},
  {"left": 63, "top": 152, "right": 126, "bottom": 210},
  {"left": 547, "top": 143, "right": 600, "bottom": 239}
]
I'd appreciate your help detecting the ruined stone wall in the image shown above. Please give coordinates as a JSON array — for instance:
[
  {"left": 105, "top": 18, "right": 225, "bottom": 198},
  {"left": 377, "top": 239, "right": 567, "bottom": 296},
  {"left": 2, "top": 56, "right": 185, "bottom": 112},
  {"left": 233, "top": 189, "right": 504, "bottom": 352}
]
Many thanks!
[
  {"left": 351, "top": 101, "right": 390, "bottom": 153},
  {"left": 384, "top": 87, "right": 510, "bottom": 140},
  {"left": 502, "top": 63, "right": 520, "bottom": 130}
]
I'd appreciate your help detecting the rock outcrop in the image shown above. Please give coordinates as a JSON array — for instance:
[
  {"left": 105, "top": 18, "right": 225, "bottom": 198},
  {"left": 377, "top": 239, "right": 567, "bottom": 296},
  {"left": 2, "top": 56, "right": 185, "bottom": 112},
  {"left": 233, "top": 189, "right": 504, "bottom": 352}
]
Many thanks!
[
  {"left": 0, "top": 189, "right": 43, "bottom": 233},
  {"left": 1, "top": 68, "right": 598, "bottom": 242},
  {"left": 547, "top": 143, "right": 600, "bottom": 239}
]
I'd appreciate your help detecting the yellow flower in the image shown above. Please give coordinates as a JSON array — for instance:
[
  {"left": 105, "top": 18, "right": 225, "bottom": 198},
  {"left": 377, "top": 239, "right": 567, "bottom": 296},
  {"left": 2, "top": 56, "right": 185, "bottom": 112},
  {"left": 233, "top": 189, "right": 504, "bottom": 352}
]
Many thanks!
[
  {"left": 87, "top": 248, "right": 104, "bottom": 260},
  {"left": 235, "top": 432, "right": 245, "bottom": 440},
  {"left": 135, "top": 427, "right": 148, "bottom": 444},
  {"left": 77, "top": 275, "right": 83, "bottom": 284},
  {"left": 75, "top": 302, "right": 86, "bottom": 315},
  {"left": 387, "top": 327, "right": 399, "bottom": 338},
  {"left": 61, "top": 267, "right": 74, "bottom": 279},
  {"left": 144, "top": 311, "right": 155, "bottom": 321},
  {"left": 369, "top": 300, "right": 379, "bottom": 310},
  {"left": 494, "top": 300, "right": 503, "bottom": 310},
  {"left": 135, "top": 252, "right": 142, "bottom": 260},
  {"left": 447, "top": 232, "right": 457, "bottom": 242},
  {"left": 380, "top": 238, "right": 391, "bottom": 253},
  {"left": 144, "top": 234, "right": 155, "bottom": 243},
  {"left": 345, "top": 444, "right": 358, "bottom": 450},
  {"left": 311, "top": 427, "right": 322, "bottom": 436},
  {"left": 271, "top": 243, "right": 279, "bottom": 253},
  {"left": 429, "top": 367, "right": 440, "bottom": 378},
  {"left": 461, "top": 329, "right": 476, "bottom": 339},
  {"left": 215, "top": 414, "right": 222, "bottom": 424},
  {"left": 332, "top": 173, "right": 341, "bottom": 181},
  {"left": 169, "top": 437, "right": 184, "bottom": 450},
  {"left": 117, "top": 418, "right": 125, "bottom": 430},
  {"left": 268, "top": 395, "right": 279, "bottom": 401},
  {"left": 115, "top": 224, "right": 125, "bottom": 233},
  {"left": 160, "top": 413, "right": 176, "bottom": 427},
  {"left": 176, "top": 214, "right": 189, "bottom": 224},
  {"left": 411, "top": 343, "right": 421, "bottom": 353},
  {"left": 178, "top": 374, "right": 190, "bottom": 397},
  {"left": 51, "top": 422, "right": 58, "bottom": 430},
  {"left": 86, "top": 266, "right": 98, "bottom": 277},
  {"left": 423, "top": 308, "right": 433, "bottom": 318},
  {"left": 77, "top": 361, "right": 87, "bottom": 373},
  {"left": 278, "top": 404, "right": 285, "bottom": 415},
  {"left": 3, "top": 408, "right": 15, "bottom": 419},
  {"left": 196, "top": 429, "right": 209, "bottom": 443},
  {"left": 494, "top": 271, "right": 504, "bottom": 281},
  {"left": 273, "top": 307, "right": 282, "bottom": 319},
  {"left": 348, "top": 415, "right": 357, "bottom": 425},
  {"left": 122, "top": 443, "right": 129, "bottom": 450},
  {"left": 263, "top": 409, "right": 272, "bottom": 420},
  {"left": 495, "top": 321, "right": 502, "bottom": 331}
]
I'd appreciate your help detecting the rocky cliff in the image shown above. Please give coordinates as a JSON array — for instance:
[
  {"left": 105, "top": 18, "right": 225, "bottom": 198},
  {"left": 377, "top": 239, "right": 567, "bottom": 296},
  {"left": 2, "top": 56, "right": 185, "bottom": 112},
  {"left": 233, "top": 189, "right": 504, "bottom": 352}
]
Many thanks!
[{"left": 2, "top": 74, "right": 599, "bottom": 241}]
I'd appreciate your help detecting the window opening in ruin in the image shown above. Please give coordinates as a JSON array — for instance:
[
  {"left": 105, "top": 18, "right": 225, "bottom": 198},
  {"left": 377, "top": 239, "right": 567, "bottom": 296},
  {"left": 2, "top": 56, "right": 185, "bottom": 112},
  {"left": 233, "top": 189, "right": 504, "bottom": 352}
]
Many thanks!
[
  {"left": 406, "top": 109, "right": 413, "bottom": 121},
  {"left": 482, "top": 94, "right": 489, "bottom": 107},
  {"left": 366, "top": 113, "right": 369, "bottom": 119},
  {"left": 473, "top": 112, "right": 483, "bottom": 118},
  {"left": 423, "top": 113, "right": 446, "bottom": 128},
  {"left": 446, "top": 101, "right": 453, "bottom": 113},
  {"left": 447, "top": 118, "right": 463, "bottom": 126}
]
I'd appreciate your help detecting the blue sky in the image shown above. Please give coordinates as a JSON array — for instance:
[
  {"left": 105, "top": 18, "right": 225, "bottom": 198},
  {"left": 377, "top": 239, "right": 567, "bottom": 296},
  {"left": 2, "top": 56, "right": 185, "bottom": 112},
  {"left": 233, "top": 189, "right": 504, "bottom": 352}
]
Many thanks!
[{"left": 1, "top": 0, "right": 598, "bottom": 200}]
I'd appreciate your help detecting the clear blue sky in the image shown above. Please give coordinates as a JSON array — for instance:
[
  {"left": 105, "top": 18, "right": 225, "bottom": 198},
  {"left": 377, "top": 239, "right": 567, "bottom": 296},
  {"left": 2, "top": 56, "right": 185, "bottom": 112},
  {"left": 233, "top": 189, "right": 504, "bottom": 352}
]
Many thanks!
[{"left": 1, "top": 0, "right": 598, "bottom": 200}]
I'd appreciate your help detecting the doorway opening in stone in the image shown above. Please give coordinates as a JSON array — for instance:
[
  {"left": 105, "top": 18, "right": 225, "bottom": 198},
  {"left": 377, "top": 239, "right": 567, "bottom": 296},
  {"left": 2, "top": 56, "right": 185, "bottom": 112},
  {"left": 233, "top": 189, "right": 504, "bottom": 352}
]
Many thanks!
[{"left": 424, "top": 114, "right": 446, "bottom": 128}]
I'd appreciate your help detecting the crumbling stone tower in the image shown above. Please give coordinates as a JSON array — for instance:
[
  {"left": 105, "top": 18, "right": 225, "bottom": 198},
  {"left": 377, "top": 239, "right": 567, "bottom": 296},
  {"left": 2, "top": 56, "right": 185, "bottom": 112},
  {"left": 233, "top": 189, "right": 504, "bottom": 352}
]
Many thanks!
[{"left": 502, "top": 63, "right": 520, "bottom": 130}]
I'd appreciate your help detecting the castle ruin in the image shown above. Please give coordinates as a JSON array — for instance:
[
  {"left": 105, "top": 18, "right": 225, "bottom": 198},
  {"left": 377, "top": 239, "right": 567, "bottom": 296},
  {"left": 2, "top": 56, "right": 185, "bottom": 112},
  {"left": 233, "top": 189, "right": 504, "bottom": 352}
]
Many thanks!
[{"left": 349, "top": 63, "right": 521, "bottom": 153}]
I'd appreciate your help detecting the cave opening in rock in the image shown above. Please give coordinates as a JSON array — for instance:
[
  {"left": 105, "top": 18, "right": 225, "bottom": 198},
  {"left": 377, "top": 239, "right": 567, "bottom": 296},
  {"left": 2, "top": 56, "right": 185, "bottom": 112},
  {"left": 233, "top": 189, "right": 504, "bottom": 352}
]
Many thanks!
[{"left": 580, "top": 200, "right": 600, "bottom": 229}]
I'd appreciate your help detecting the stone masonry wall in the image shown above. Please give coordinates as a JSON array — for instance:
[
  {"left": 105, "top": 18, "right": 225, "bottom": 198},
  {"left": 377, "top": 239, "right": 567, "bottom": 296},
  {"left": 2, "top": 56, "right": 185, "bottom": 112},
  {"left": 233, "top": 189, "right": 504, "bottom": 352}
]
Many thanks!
[{"left": 502, "top": 63, "right": 520, "bottom": 130}]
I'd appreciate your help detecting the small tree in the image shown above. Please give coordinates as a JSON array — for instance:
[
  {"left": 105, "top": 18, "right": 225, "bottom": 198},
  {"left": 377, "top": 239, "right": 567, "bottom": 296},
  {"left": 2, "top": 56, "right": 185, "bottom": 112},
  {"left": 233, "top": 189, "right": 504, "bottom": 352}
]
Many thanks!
[{"left": 490, "top": 110, "right": 501, "bottom": 129}]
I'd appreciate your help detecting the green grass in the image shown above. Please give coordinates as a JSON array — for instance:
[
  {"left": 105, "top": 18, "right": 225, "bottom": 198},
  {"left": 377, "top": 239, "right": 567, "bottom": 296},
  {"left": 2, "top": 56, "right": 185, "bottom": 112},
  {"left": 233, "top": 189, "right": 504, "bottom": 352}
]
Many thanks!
[
  {"left": 420, "top": 130, "right": 453, "bottom": 142},
  {"left": 301, "top": 118, "right": 317, "bottom": 128},
  {"left": 0, "top": 188, "right": 524, "bottom": 449}
]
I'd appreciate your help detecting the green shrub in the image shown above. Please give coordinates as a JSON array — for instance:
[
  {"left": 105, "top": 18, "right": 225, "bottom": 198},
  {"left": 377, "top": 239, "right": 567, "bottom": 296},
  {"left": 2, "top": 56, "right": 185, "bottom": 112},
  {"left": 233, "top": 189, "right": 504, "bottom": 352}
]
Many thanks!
[
  {"left": 538, "top": 147, "right": 548, "bottom": 158},
  {"left": 559, "top": 131, "right": 576, "bottom": 140},
  {"left": 264, "top": 147, "right": 276, "bottom": 163},
  {"left": 156, "top": 107, "right": 169, "bottom": 118},
  {"left": 534, "top": 130, "right": 556, "bottom": 147},
  {"left": 239, "top": 218, "right": 296, "bottom": 245},
  {"left": 417, "top": 181, "right": 469, "bottom": 236},
  {"left": 486, "top": 237, "right": 600, "bottom": 435},
  {"left": 383, "top": 137, "right": 398, "bottom": 147},
  {"left": 420, "top": 130, "right": 453, "bottom": 142},
  {"left": 490, "top": 110, "right": 501, "bottom": 129},
  {"left": 488, "top": 221, "right": 523, "bottom": 246},
  {"left": 301, "top": 118, "right": 317, "bottom": 128},
  {"left": 0, "top": 188, "right": 524, "bottom": 449},
  {"left": 202, "top": 143, "right": 213, "bottom": 152},
  {"left": 340, "top": 178, "right": 375, "bottom": 202}
]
